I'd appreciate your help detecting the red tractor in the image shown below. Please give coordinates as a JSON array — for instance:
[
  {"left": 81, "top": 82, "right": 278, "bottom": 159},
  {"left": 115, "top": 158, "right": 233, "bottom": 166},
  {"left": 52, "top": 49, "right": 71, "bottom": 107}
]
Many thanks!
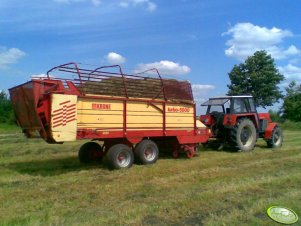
[{"left": 200, "top": 96, "right": 283, "bottom": 152}]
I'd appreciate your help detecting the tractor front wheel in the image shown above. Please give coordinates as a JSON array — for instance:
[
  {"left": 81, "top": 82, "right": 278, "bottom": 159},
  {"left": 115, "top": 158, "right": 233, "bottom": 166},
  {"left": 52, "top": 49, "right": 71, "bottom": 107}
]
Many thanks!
[
  {"left": 230, "top": 118, "right": 257, "bottom": 152},
  {"left": 266, "top": 126, "right": 283, "bottom": 148}
]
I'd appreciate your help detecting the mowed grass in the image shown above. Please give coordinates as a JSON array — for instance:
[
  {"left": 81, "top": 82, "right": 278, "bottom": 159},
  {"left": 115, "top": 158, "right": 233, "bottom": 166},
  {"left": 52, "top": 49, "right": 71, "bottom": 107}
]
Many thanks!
[
  {"left": 0, "top": 124, "right": 19, "bottom": 134},
  {"left": 0, "top": 129, "right": 300, "bottom": 226}
]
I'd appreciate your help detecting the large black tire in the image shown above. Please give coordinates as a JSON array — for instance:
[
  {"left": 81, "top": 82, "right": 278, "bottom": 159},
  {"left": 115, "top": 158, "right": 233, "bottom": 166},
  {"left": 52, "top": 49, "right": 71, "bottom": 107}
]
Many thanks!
[
  {"left": 210, "top": 111, "right": 225, "bottom": 126},
  {"left": 106, "top": 144, "right": 134, "bottom": 170},
  {"left": 266, "top": 126, "right": 283, "bottom": 148},
  {"left": 134, "top": 139, "right": 159, "bottom": 164},
  {"left": 78, "top": 142, "right": 103, "bottom": 164},
  {"left": 229, "top": 118, "right": 257, "bottom": 152}
]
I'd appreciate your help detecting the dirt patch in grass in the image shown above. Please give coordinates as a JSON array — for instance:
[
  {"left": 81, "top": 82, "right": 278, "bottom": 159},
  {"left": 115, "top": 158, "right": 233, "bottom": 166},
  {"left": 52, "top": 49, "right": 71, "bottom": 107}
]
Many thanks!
[
  {"left": 174, "top": 214, "right": 205, "bottom": 226},
  {"left": 142, "top": 215, "right": 170, "bottom": 225}
]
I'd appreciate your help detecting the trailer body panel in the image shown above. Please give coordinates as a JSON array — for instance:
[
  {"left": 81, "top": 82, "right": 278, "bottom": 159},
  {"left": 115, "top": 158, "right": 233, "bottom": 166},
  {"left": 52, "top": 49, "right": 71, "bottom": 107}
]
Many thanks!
[{"left": 50, "top": 94, "right": 77, "bottom": 142}]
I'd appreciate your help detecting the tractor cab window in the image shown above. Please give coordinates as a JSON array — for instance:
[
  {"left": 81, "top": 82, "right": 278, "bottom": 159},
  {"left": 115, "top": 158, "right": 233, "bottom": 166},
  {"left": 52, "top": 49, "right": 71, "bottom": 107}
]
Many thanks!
[
  {"left": 248, "top": 98, "right": 256, "bottom": 112},
  {"left": 224, "top": 100, "right": 231, "bottom": 113},
  {"left": 233, "top": 98, "right": 248, "bottom": 113},
  {"left": 209, "top": 105, "right": 224, "bottom": 113},
  {"left": 202, "top": 98, "right": 230, "bottom": 114},
  {"left": 204, "top": 98, "right": 230, "bottom": 114}
]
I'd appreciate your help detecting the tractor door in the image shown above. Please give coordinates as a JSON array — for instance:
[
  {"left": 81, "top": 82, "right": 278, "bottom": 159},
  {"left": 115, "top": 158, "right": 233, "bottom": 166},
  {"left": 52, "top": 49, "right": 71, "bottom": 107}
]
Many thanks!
[
  {"left": 230, "top": 97, "right": 260, "bottom": 129},
  {"left": 247, "top": 98, "right": 268, "bottom": 133},
  {"left": 231, "top": 98, "right": 249, "bottom": 114},
  {"left": 247, "top": 98, "right": 263, "bottom": 131},
  {"left": 245, "top": 97, "right": 270, "bottom": 133}
]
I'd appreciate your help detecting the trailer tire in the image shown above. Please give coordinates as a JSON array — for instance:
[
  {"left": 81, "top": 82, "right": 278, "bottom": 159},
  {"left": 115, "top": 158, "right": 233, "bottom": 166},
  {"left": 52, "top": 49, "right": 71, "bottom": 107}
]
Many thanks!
[
  {"left": 78, "top": 142, "right": 103, "bottom": 164},
  {"left": 134, "top": 139, "right": 159, "bottom": 165},
  {"left": 229, "top": 118, "right": 256, "bottom": 152},
  {"left": 266, "top": 126, "right": 283, "bottom": 148},
  {"left": 107, "top": 144, "right": 134, "bottom": 170}
]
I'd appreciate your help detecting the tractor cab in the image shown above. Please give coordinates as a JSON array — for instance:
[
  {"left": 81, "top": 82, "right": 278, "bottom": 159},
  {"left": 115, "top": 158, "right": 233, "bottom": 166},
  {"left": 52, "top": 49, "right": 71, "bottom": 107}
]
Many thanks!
[
  {"left": 202, "top": 95, "right": 256, "bottom": 113},
  {"left": 200, "top": 96, "right": 283, "bottom": 152},
  {"left": 200, "top": 96, "right": 256, "bottom": 129}
]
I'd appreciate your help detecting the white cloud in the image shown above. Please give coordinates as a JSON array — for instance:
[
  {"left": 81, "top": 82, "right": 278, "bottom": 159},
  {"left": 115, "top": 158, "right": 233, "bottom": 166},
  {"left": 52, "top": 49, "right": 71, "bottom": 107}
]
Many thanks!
[
  {"left": 0, "top": 46, "right": 26, "bottom": 69},
  {"left": 31, "top": 73, "right": 55, "bottom": 79},
  {"left": 91, "top": 0, "right": 101, "bottom": 6},
  {"left": 119, "top": 0, "right": 157, "bottom": 12},
  {"left": 105, "top": 52, "right": 126, "bottom": 64},
  {"left": 278, "top": 64, "right": 301, "bottom": 80},
  {"left": 223, "top": 22, "right": 300, "bottom": 60},
  {"left": 135, "top": 60, "right": 190, "bottom": 75},
  {"left": 284, "top": 45, "right": 300, "bottom": 56},
  {"left": 191, "top": 84, "right": 215, "bottom": 101},
  {"left": 289, "top": 58, "right": 301, "bottom": 65},
  {"left": 119, "top": 2, "right": 129, "bottom": 7},
  {"left": 53, "top": 0, "right": 101, "bottom": 6},
  {"left": 192, "top": 84, "right": 216, "bottom": 114}
]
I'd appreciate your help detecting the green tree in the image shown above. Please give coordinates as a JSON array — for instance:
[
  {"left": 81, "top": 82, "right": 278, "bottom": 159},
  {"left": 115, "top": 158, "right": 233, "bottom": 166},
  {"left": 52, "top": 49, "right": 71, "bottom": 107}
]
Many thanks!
[
  {"left": 227, "top": 50, "right": 284, "bottom": 108},
  {"left": 282, "top": 81, "right": 301, "bottom": 122},
  {"left": 268, "top": 109, "right": 284, "bottom": 123},
  {"left": 0, "top": 90, "right": 15, "bottom": 124}
]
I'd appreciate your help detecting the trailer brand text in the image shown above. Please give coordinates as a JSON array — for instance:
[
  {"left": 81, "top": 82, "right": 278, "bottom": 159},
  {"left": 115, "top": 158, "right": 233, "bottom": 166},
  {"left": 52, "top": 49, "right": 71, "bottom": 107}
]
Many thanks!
[
  {"left": 167, "top": 107, "right": 190, "bottom": 113},
  {"left": 92, "top": 103, "right": 111, "bottom": 110}
]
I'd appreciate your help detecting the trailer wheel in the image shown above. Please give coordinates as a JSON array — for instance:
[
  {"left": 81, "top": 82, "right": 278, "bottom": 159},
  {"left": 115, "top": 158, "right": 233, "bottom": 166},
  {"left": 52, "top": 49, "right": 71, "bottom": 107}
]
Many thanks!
[
  {"left": 134, "top": 139, "right": 159, "bottom": 164},
  {"left": 267, "top": 126, "right": 283, "bottom": 148},
  {"left": 107, "top": 144, "right": 134, "bottom": 170},
  {"left": 186, "top": 149, "right": 195, "bottom": 158},
  {"left": 78, "top": 142, "right": 103, "bottom": 164},
  {"left": 230, "top": 118, "right": 256, "bottom": 152},
  {"left": 172, "top": 150, "right": 179, "bottom": 158}
]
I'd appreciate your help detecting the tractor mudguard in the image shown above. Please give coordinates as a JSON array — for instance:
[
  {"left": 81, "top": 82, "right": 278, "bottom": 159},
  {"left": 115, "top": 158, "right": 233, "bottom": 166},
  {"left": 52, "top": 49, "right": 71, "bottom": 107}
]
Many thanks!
[{"left": 264, "top": 122, "right": 278, "bottom": 139}]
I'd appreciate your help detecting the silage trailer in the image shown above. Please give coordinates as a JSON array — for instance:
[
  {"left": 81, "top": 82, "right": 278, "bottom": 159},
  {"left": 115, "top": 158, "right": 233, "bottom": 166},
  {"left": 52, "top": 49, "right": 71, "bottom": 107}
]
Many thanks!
[{"left": 9, "top": 63, "right": 211, "bottom": 169}]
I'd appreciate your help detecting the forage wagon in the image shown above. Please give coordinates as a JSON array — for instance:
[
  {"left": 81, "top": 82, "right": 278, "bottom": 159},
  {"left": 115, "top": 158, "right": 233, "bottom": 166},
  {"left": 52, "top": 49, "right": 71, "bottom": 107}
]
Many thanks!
[{"left": 9, "top": 63, "right": 211, "bottom": 169}]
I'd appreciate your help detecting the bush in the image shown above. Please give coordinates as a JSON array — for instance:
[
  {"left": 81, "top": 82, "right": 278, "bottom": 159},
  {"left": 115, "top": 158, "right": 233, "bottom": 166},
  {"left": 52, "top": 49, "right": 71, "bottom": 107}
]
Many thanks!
[
  {"left": 282, "top": 81, "right": 301, "bottom": 122},
  {"left": 280, "top": 120, "right": 301, "bottom": 131},
  {"left": 268, "top": 110, "right": 284, "bottom": 123}
]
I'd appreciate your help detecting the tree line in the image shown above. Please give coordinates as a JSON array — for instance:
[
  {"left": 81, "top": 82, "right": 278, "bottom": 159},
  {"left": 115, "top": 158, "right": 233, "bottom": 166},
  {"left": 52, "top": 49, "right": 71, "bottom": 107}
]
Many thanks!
[
  {"left": 0, "top": 91, "right": 14, "bottom": 124},
  {"left": 0, "top": 50, "right": 300, "bottom": 125}
]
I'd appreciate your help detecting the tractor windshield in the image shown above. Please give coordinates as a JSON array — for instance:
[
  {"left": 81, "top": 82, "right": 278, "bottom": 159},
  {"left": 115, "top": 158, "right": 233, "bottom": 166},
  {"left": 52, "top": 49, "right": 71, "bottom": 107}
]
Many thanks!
[
  {"left": 201, "top": 98, "right": 230, "bottom": 106},
  {"left": 201, "top": 98, "right": 230, "bottom": 114}
]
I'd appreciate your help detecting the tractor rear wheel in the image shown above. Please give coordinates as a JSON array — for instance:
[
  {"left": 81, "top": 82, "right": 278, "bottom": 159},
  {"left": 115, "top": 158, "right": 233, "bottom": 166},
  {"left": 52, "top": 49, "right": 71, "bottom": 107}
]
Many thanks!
[
  {"left": 106, "top": 144, "right": 134, "bottom": 170},
  {"left": 229, "top": 118, "right": 257, "bottom": 152},
  {"left": 134, "top": 139, "right": 159, "bottom": 164},
  {"left": 78, "top": 142, "right": 103, "bottom": 164},
  {"left": 266, "top": 126, "right": 283, "bottom": 148}
]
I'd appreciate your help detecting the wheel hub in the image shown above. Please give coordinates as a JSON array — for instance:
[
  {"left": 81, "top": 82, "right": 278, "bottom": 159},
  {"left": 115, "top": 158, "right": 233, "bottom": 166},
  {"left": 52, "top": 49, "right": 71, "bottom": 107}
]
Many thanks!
[
  {"left": 273, "top": 129, "right": 281, "bottom": 145},
  {"left": 117, "top": 151, "right": 130, "bottom": 167},
  {"left": 144, "top": 146, "right": 156, "bottom": 161},
  {"left": 240, "top": 126, "right": 252, "bottom": 145}
]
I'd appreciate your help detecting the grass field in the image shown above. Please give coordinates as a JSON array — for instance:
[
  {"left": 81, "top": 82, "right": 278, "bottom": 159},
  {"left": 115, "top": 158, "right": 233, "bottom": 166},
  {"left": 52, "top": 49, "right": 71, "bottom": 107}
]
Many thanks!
[{"left": 0, "top": 126, "right": 300, "bottom": 225}]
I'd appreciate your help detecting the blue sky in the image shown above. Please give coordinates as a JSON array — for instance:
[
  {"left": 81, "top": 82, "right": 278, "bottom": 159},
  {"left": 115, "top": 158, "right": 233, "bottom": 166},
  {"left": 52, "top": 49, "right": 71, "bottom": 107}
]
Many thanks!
[{"left": 1, "top": 0, "right": 301, "bottom": 113}]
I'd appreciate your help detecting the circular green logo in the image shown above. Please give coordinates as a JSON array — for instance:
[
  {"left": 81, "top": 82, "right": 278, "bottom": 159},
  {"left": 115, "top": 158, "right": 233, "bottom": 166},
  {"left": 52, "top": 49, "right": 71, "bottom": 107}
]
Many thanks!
[{"left": 267, "top": 206, "right": 298, "bottom": 224}]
